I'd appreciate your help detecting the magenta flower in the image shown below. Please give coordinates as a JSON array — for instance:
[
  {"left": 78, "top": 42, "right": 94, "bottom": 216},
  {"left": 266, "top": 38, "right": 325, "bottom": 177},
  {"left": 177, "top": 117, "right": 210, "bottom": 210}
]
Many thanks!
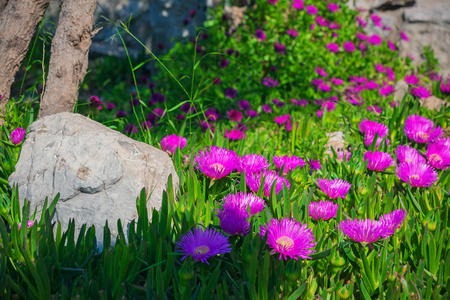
[
  {"left": 160, "top": 134, "right": 187, "bottom": 155},
  {"left": 262, "top": 77, "right": 279, "bottom": 87},
  {"left": 357, "top": 16, "right": 368, "bottom": 27},
  {"left": 327, "top": 2, "right": 339, "bottom": 12},
  {"left": 309, "top": 201, "right": 338, "bottom": 221},
  {"left": 286, "top": 28, "right": 299, "bottom": 37},
  {"left": 326, "top": 43, "right": 339, "bottom": 53},
  {"left": 378, "top": 210, "right": 407, "bottom": 237},
  {"left": 364, "top": 134, "right": 390, "bottom": 149},
  {"left": 405, "top": 74, "right": 419, "bottom": 85},
  {"left": 396, "top": 161, "right": 438, "bottom": 187},
  {"left": 267, "top": 0, "right": 278, "bottom": 5},
  {"left": 330, "top": 78, "right": 344, "bottom": 85},
  {"left": 400, "top": 31, "right": 409, "bottom": 41},
  {"left": 364, "top": 151, "right": 394, "bottom": 172},
  {"left": 379, "top": 85, "right": 395, "bottom": 97},
  {"left": 124, "top": 124, "right": 139, "bottom": 134},
  {"left": 222, "top": 191, "right": 265, "bottom": 216},
  {"left": 261, "top": 218, "right": 316, "bottom": 260},
  {"left": 195, "top": 146, "right": 238, "bottom": 179},
  {"left": 10, "top": 127, "right": 26, "bottom": 145},
  {"left": 291, "top": 0, "right": 304, "bottom": 10},
  {"left": 318, "top": 83, "right": 331, "bottom": 92},
  {"left": 18, "top": 220, "right": 35, "bottom": 230},
  {"left": 217, "top": 204, "right": 249, "bottom": 236},
  {"left": 410, "top": 86, "right": 431, "bottom": 98},
  {"left": 315, "top": 16, "right": 329, "bottom": 27},
  {"left": 246, "top": 170, "right": 290, "bottom": 197},
  {"left": 317, "top": 178, "right": 351, "bottom": 199},
  {"left": 176, "top": 227, "right": 231, "bottom": 264},
  {"left": 339, "top": 219, "right": 387, "bottom": 244},
  {"left": 274, "top": 114, "right": 291, "bottom": 126},
  {"left": 262, "top": 104, "right": 273, "bottom": 113},
  {"left": 337, "top": 150, "right": 351, "bottom": 162},
  {"left": 255, "top": 29, "right": 266, "bottom": 42},
  {"left": 306, "top": 5, "right": 318, "bottom": 15},
  {"left": 314, "top": 67, "right": 328, "bottom": 77},
  {"left": 247, "top": 110, "right": 258, "bottom": 118},
  {"left": 343, "top": 41, "right": 356, "bottom": 52},
  {"left": 371, "top": 14, "right": 382, "bottom": 27},
  {"left": 356, "top": 32, "right": 367, "bottom": 40},
  {"left": 225, "top": 128, "right": 246, "bottom": 141},
  {"left": 273, "top": 155, "right": 306, "bottom": 174},
  {"left": 219, "top": 59, "right": 230, "bottom": 69},
  {"left": 374, "top": 63, "right": 385, "bottom": 73},
  {"left": 396, "top": 145, "right": 426, "bottom": 164},
  {"left": 365, "top": 81, "right": 379, "bottom": 90},
  {"left": 368, "top": 34, "right": 382, "bottom": 45},
  {"left": 224, "top": 87, "right": 237, "bottom": 98},
  {"left": 426, "top": 142, "right": 450, "bottom": 169},
  {"left": 359, "top": 119, "right": 389, "bottom": 137},
  {"left": 309, "top": 159, "right": 321, "bottom": 170},
  {"left": 404, "top": 115, "right": 443, "bottom": 143},
  {"left": 227, "top": 109, "right": 243, "bottom": 122},
  {"left": 237, "top": 154, "right": 270, "bottom": 174},
  {"left": 90, "top": 95, "right": 104, "bottom": 110},
  {"left": 367, "top": 105, "right": 382, "bottom": 114},
  {"left": 441, "top": 80, "right": 450, "bottom": 94},
  {"left": 322, "top": 101, "right": 336, "bottom": 111},
  {"left": 274, "top": 42, "right": 286, "bottom": 54},
  {"left": 387, "top": 40, "right": 396, "bottom": 51},
  {"left": 205, "top": 108, "right": 220, "bottom": 121}
]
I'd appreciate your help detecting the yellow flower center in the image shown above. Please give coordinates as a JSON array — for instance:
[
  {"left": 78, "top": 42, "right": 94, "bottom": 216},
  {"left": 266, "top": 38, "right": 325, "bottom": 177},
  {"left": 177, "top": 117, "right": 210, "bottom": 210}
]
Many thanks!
[
  {"left": 416, "top": 131, "right": 429, "bottom": 141},
  {"left": 429, "top": 153, "right": 442, "bottom": 163},
  {"left": 194, "top": 245, "right": 210, "bottom": 255},
  {"left": 276, "top": 236, "right": 294, "bottom": 250},
  {"left": 409, "top": 174, "right": 420, "bottom": 181},
  {"left": 210, "top": 163, "right": 225, "bottom": 173}
]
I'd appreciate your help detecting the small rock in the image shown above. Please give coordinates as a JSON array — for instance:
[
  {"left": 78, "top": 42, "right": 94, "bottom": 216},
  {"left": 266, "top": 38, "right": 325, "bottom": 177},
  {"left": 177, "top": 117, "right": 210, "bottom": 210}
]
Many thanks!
[
  {"left": 9, "top": 113, "right": 179, "bottom": 248},
  {"left": 394, "top": 80, "right": 409, "bottom": 104},
  {"left": 419, "top": 95, "right": 448, "bottom": 111},
  {"left": 324, "top": 131, "right": 346, "bottom": 157}
]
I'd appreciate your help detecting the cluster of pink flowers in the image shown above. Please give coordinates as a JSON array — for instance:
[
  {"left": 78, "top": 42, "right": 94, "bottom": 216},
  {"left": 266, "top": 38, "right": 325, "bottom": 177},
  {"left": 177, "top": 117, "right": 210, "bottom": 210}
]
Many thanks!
[{"left": 359, "top": 119, "right": 390, "bottom": 148}]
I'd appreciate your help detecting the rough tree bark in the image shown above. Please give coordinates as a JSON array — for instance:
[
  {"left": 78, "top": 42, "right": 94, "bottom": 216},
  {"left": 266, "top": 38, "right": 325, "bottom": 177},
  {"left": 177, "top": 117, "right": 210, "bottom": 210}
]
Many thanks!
[
  {"left": 0, "top": 0, "right": 49, "bottom": 122},
  {"left": 39, "top": 0, "right": 98, "bottom": 118}
]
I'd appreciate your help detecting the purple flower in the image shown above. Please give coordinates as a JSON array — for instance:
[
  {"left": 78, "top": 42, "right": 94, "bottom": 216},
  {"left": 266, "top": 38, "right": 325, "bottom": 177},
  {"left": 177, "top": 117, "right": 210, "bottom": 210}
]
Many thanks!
[
  {"left": 378, "top": 210, "right": 407, "bottom": 237},
  {"left": 396, "top": 161, "right": 438, "bottom": 187},
  {"left": 364, "top": 151, "right": 394, "bottom": 172},
  {"left": 359, "top": 119, "right": 389, "bottom": 137},
  {"left": 117, "top": 110, "right": 127, "bottom": 118},
  {"left": 246, "top": 170, "right": 290, "bottom": 197},
  {"left": 306, "top": 5, "right": 318, "bottom": 15},
  {"left": 322, "top": 101, "right": 336, "bottom": 112},
  {"left": 151, "top": 92, "right": 166, "bottom": 103},
  {"left": 405, "top": 74, "right": 419, "bottom": 85},
  {"left": 262, "top": 77, "right": 279, "bottom": 88},
  {"left": 368, "top": 34, "right": 382, "bottom": 45},
  {"left": 317, "top": 178, "right": 351, "bottom": 199},
  {"left": 374, "top": 63, "right": 385, "bottom": 73},
  {"left": 326, "top": 43, "right": 339, "bottom": 53},
  {"left": 330, "top": 78, "right": 344, "bottom": 85},
  {"left": 195, "top": 146, "right": 238, "bottom": 179},
  {"left": 441, "top": 80, "right": 450, "bottom": 94},
  {"left": 225, "top": 128, "right": 246, "bottom": 141},
  {"left": 291, "top": 0, "right": 304, "bottom": 10},
  {"left": 357, "top": 16, "right": 368, "bottom": 27},
  {"left": 90, "top": 95, "right": 104, "bottom": 110},
  {"left": 367, "top": 105, "right": 382, "bottom": 114},
  {"left": 219, "top": 59, "right": 230, "bottom": 69},
  {"left": 315, "top": 67, "right": 328, "bottom": 77},
  {"left": 309, "top": 159, "right": 321, "bottom": 170},
  {"left": 106, "top": 103, "right": 115, "bottom": 110},
  {"left": 318, "top": 83, "right": 331, "bottom": 92},
  {"left": 273, "top": 155, "right": 306, "bottom": 174},
  {"left": 371, "top": 14, "right": 382, "bottom": 27},
  {"left": 274, "top": 42, "right": 286, "bottom": 54},
  {"left": 364, "top": 134, "right": 390, "bottom": 149},
  {"left": 176, "top": 227, "right": 231, "bottom": 264},
  {"left": 356, "top": 32, "right": 367, "bottom": 40},
  {"left": 222, "top": 192, "right": 265, "bottom": 216},
  {"left": 327, "top": 3, "right": 339, "bottom": 12},
  {"left": 217, "top": 204, "right": 249, "bottom": 236},
  {"left": 224, "top": 87, "right": 238, "bottom": 99},
  {"left": 124, "top": 124, "right": 138, "bottom": 134},
  {"left": 339, "top": 219, "right": 387, "bottom": 244},
  {"left": 396, "top": 145, "right": 426, "bottom": 164},
  {"left": 267, "top": 0, "right": 279, "bottom": 5},
  {"left": 400, "top": 31, "right": 409, "bottom": 42},
  {"left": 262, "top": 104, "right": 273, "bottom": 113},
  {"left": 379, "top": 85, "right": 395, "bottom": 97},
  {"left": 387, "top": 40, "right": 396, "bottom": 51},
  {"left": 365, "top": 81, "right": 379, "bottom": 90},
  {"left": 255, "top": 29, "right": 266, "bottom": 42},
  {"left": 205, "top": 108, "right": 220, "bottom": 121},
  {"left": 426, "top": 142, "right": 450, "bottom": 169},
  {"left": 227, "top": 110, "right": 243, "bottom": 122},
  {"left": 286, "top": 28, "right": 299, "bottom": 37},
  {"left": 309, "top": 201, "right": 338, "bottom": 221},
  {"left": 260, "top": 218, "right": 316, "bottom": 260},
  {"left": 337, "top": 150, "right": 351, "bottom": 162},
  {"left": 10, "top": 128, "right": 26, "bottom": 145},
  {"left": 247, "top": 110, "right": 259, "bottom": 118},
  {"left": 237, "top": 154, "right": 270, "bottom": 174},
  {"left": 161, "top": 135, "right": 187, "bottom": 155},
  {"left": 343, "top": 41, "right": 356, "bottom": 52},
  {"left": 404, "top": 115, "right": 443, "bottom": 143},
  {"left": 238, "top": 100, "right": 251, "bottom": 110},
  {"left": 315, "top": 16, "right": 329, "bottom": 27},
  {"left": 410, "top": 86, "right": 431, "bottom": 98},
  {"left": 274, "top": 114, "right": 291, "bottom": 125}
]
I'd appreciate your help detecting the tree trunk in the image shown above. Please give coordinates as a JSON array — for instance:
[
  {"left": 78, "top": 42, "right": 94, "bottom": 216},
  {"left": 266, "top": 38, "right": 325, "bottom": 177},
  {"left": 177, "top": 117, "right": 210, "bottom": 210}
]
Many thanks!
[
  {"left": 0, "top": 0, "right": 49, "bottom": 122},
  {"left": 39, "top": 0, "right": 98, "bottom": 118}
]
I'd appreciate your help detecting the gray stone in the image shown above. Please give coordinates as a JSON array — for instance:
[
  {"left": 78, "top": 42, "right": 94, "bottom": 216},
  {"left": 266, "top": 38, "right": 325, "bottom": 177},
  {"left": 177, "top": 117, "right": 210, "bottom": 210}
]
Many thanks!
[
  {"left": 324, "top": 131, "right": 346, "bottom": 157},
  {"left": 394, "top": 80, "right": 409, "bottom": 103},
  {"left": 419, "top": 95, "right": 449, "bottom": 111},
  {"left": 9, "top": 112, "right": 178, "bottom": 248}
]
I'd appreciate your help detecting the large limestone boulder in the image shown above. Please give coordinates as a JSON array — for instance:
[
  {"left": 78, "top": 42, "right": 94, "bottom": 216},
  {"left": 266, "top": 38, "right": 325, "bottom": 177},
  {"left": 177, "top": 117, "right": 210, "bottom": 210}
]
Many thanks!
[{"left": 9, "top": 113, "right": 178, "bottom": 247}]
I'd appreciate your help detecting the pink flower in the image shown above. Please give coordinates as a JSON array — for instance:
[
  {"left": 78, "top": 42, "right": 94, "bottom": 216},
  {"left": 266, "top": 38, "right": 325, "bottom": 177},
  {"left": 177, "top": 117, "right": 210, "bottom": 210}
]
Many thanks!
[
  {"left": 356, "top": 32, "right": 367, "bottom": 40},
  {"left": 227, "top": 109, "right": 243, "bottom": 122},
  {"left": 10, "top": 127, "right": 26, "bottom": 145},
  {"left": 237, "top": 154, "right": 270, "bottom": 174},
  {"left": 309, "top": 159, "right": 321, "bottom": 170},
  {"left": 387, "top": 40, "right": 396, "bottom": 51},
  {"left": 339, "top": 218, "right": 387, "bottom": 244},
  {"left": 396, "top": 161, "right": 438, "bottom": 187},
  {"left": 160, "top": 134, "right": 187, "bottom": 155},
  {"left": 356, "top": 16, "right": 367, "bottom": 27},
  {"left": 255, "top": 29, "right": 266, "bottom": 41},
  {"left": 326, "top": 43, "right": 339, "bottom": 53},
  {"left": 225, "top": 128, "right": 246, "bottom": 141},
  {"left": 222, "top": 192, "right": 265, "bottom": 216},
  {"left": 343, "top": 41, "right": 356, "bottom": 52},
  {"left": 291, "top": 0, "right": 304, "bottom": 10},
  {"left": 396, "top": 145, "right": 426, "bottom": 164},
  {"left": 359, "top": 119, "right": 389, "bottom": 137},
  {"left": 364, "top": 134, "right": 390, "bottom": 149},
  {"left": 405, "top": 74, "right": 419, "bottom": 85},
  {"left": 246, "top": 170, "right": 290, "bottom": 197},
  {"left": 18, "top": 220, "right": 35, "bottom": 230},
  {"left": 322, "top": 101, "right": 336, "bottom": 111},
  {"left": 400, "top": 31, "right": 409, "bottom": 42},
  {"left": 274, "top": 114, "right": 291, "bottom": 126},
  {"left": 426, "top": 142, "right": 450, "bottom": 169},
  {"left": 315, "top": 16, "right": 329, "bottom": 27},
  {"left": 195, "top": 146, "right": 239, "bottom": 179},
  {"left": 378, "top": 210, "right": 407, "bottom": 238},
  {"left": 371, "top": 14, "right": 382, "bottom": 27},
  {"left": 364, "top": 151, "right": 395, "bottom": 172},
  {"left": 309, "top": 200, "right": 338, "bottom": 221},
  {"left": 367, "top": 105, "right": 382, "bottom": 114},
  {"left": 337, "top": 150, "right": 352, "bottom": 162},
  {"left": 379, "top": 85, "right": 395, "bottom": 97},
  {"left": 260, "top": 218, "right": 316, "bottom": 260},
  {"left": 368, "top": 34, "right": 382, "bottom": 45},
  {"left": 286, "top": 28, "right": 299, "bottom": 37},
  {"left": 273, "top": 155, "right": 306, "bottom": 174},
  {"left": 410, "top": 86, "right": 431, "bottom": 98},
  {"left": 306, "top": 5, "right": 318, "bottom": 15},
  {"left": 267, "top": 0, "right": 278, "bottom": 5},
  {"left": 315, "top": 66, "right": 328, "bottom": 77},
  {"left": 327, "top": 3, "right": 339, "bottom": 12},
  {"left": 317, "top": 178, "right": 351, "bottom": 199},
  {"left": 404, "top": 115, "right": 443, "bottom": 143}
]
